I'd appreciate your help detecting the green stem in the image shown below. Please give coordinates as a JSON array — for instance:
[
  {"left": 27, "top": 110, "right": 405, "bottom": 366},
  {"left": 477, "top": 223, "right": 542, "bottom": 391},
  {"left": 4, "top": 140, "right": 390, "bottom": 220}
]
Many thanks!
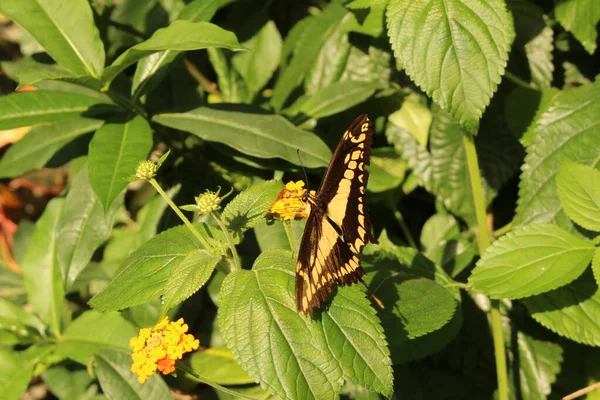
[
  {"left": 504, "top": 71, "right": 534, "bottom": 90},
  {"left": 149, "top": 179, "right": 212, "bottom": 250},
  {"left": 105, "top": 89, "right": 148, "bottom": 118},
  {"left": 283, "top": 220, "right": 296, "bottom": 257},
  {"left": 393, "top": 210, "right": 418, "bottom": 249},
  {"left": 211, "top": 211, "right": 240, "bottom": 271},
  {"left": 177, "top": 363, "right": 259, "bottom": 400},
  {"left": 463, "top": 134, "right": 508, "bottom": 400},
  {"left": 494, "top": 222, "right": 512, "bottom": 238}
]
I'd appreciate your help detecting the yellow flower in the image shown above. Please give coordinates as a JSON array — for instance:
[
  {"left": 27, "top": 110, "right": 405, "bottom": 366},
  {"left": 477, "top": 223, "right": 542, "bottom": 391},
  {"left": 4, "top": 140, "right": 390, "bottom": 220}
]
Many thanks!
[
  {"left": 267, "top": 181, "right": 315, "bottom": 221},
  {"left": 130, "top": 316, "right": 200, "bottom": 384}
]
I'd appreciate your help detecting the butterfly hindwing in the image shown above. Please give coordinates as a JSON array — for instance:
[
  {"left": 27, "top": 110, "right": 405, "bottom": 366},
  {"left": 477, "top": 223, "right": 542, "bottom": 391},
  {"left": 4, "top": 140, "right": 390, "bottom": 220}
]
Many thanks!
[{"left": 296, "top": 114, "right": 376, "bottom": 315}]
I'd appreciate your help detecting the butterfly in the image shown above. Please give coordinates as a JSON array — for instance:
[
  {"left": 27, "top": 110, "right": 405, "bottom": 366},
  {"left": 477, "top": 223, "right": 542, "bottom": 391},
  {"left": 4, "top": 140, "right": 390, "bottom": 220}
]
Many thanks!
[{"left": 296, "top": 114, "right": 378, "bottom": 315}]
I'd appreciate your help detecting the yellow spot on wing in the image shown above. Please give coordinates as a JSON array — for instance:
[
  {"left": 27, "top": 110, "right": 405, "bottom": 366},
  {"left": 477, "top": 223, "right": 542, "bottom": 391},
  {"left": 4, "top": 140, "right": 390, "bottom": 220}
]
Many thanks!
[
  {"left": 348, "top": 160, "right": 357, "bottom": 169},
  {"left": 344, "top": 170, "right": 354, "bottom": 179},
  {"left": 361, "top": 123, "right": 369, "bottom": 132},
  {"left": 351, "top": 150, "right": 361, "bottom": 160},
  {"left": 350, "top": 133, "right": 366, "bottom": 143}
]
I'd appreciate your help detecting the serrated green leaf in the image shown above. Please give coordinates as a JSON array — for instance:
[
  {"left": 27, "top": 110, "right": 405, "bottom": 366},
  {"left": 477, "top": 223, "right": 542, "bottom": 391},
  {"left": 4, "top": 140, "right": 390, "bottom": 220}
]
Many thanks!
[
  {"left": 387, "top": 0, "right": 514, "bottom": 134},
  {"left": 346, "top": 1, "right": 386, "bottom": 37},
  {"left": 57, "top": 164, "right": 121, "bottom": 289},
  {"left": 389, "top": 94, "right": 431, "bottom": 146},
  {"left": 131, "top": 0, "right": 220, "bottom": 97},
  {"left": 21, "top": 198, "right": 64, "bottom": 335},
  {"left": 103, "top": 20, "right": 245, "bottom": 84},
  {"left": 594, "top": 248, "right": 600, "bottom": 288},
  {"left": 95, "top": 348, "right": 171, "bottom": 400},
  {"left": 514, "top": 78, "right": 600, "bottom": 232},
  {"left": 557, "top": 161, "right": 600, "bottom": 232},
  {"left": 55, "top": 311, "right": 136, "bottom": 365},
  {"left": 161, "top": 249, "right": 221, "bottom": 313},
  {"left": 470, "top": 224, "right": 594, "bottom": 299},
  {"left": 367, "top": 148, "right": 406, "bottom": 193},
  {"left": 153, "top": 106, "right": 332, "bottom": 168},
  {"left": 0, "top": 118, "right": 103, "bottom": 179},
  {"left": 511, "top": 87, "right": 560, "bottom": 147},
  {"left": 563, "top": 61, "right": 592, "bottom": 90},
  {"left": 189, "top": 346, "right": 254, "bottom": 385},
  {"left": 420, "top": 214, "right": 460, "bottom": 254},
  {"left": 218, "top": 249, "right": 393, "bottom": 399},
  {"left": 88, "top": 114, "right": 153, "bottom": 212},
  {"left": 386, "top": 123, "right": 434, "bottom": 192},
  {"left": 89, "top": 223, "right": 221, "bottom": 311},
  {"left": 555, "top": 0, "right": 600, "bottom": 54},
  {"left": 0, "top": 345, "right": 54, "bottom": 400},
  {"left": 221, "top": 180, "right": 283, "bottom": 242},
  {"left": 231, "top": 17, "right": 282, "bottom": 99},
  {"left": 524, "top": 270, "right": 600, "bottom": 346},
  {"left": 0, "top": 0, "right": 105, "bottom": 77},
  {"left": 0, "top": 91, "right": 113, "bottom": 130}
]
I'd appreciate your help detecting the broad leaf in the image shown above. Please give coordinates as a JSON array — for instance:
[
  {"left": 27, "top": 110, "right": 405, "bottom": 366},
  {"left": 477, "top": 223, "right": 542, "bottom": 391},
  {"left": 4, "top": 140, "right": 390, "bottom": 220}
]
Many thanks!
[
  {"left": 42, "top": 363, "right": 98, "bottom": 400},
  {"left": 103, "top": 20, "right": 245, "bottom": 84},
  {"left": 557, "top": 161, "right": 600, "bottom": 232},
  {"left": 387, "top": 0, "right": 514, "bottom": 134},
  {"left": 524, "top": 270, "right": 600, "bottom": 346},
  {"left": 0, "top": 0, "right": 105, "bottom": 77},
  {"left": 189, "top": 346, "right": 254, "bottom": 385},
  {"left": 0, "top": 58, "right": 81, "bottom": 89},
  {"left": 367, "top": 148, "right": 406, "bottom": 193},
  {"left": 218, "top": 249, "right": 393, "bottom": 399},
  {"left": 0, "top": 345, "right": 54, "bottom": 400},
  {"left": 161, "top": 249, "right": 221, "bottom": 313},
  {"left": 420, "top": 214, "right": 460, "bottom": 256},
  {"left": 54, "top": 311, "right": 136, "bottom": 365},
  {"left": 514, "top": 78, "right": 600, "bottom": 232},
  {"left": 20, "top": 198, "right": 64, "bottom": 335},
  {"left": 95, "top": 348, "right": 171, "bottom": 400},
  {"left": 0, "top": 91, "right": 112, "bottom": 130},
  {"left": 221, "top": 180, "right": 283, "bottom": 242},
  {"left": 0, "top": 298, "right": 45, "bottom": 338},
  {"left": 207, "top": 48, "right": 250, "bottom": 103},
  {"left": 89, "top": 223, "right": 221, "bottom": 311},
  {"left": 593, "top": 248, "right": 600, "bottom": 287},
  {"left": 254, "top": 218, "right": 307, "bottom": 253},
  {"left": 56, "top": 164, "right": 121, "bottom": 289},
  {"left": 88, "top": 114, "right": 153, "bottom": 211},
  {"left": 153, "top": 106, "right": 332, "bottom": 168},
  {"left": 555, "top": 0, "right": 600, "bottom": 54},
  {"left": 389, "top": 94, "right": 432, "bottom": 146},
  {"left": 470, "top": 224, "right": 594, "bottom": 299},
  {"left": 0, "top": 118, "right": 103, "bottom": 178}
]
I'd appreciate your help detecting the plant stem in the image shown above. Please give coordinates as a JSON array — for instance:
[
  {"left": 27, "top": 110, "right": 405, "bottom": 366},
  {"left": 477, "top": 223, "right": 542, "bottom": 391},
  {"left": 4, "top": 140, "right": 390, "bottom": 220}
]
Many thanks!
[
  {"left": 283, "top": 220, "right": 296, "bottom": 257},
  {"left": 177, "top": 363, "right": 259, "bottom": 400},
  {"left": 494, "top": 222, "right": 512, "bottom": 238},
  {"left": 105, "top": 89, "right": 148, "bottom": 118},
  {"left": 394, "top": 210, "right": 418, "bottom": 249},
  {"left": 211, "top": 211, "right": 240, "bottom": 271},
  {"left": 148, "top": 179, "right": 212, "bottom": 250},
  {"left": 462, "top": 134, "right": 508, "bottom": 400},
  {"left": 504, "top": 71, "right": 534, "bottom": 90},
  {"left": 183, "top": 58, "right": 223, "bottom": 100}
]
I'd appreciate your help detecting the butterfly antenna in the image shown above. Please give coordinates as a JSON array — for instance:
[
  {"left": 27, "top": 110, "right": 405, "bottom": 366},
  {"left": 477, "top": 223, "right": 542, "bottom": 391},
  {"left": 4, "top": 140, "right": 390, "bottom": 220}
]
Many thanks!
[
  {"left": 296, "top": 149, "right": 310, "bottom": 189},
  {"left": 359, "top": 278, "right": 385, "bottom": 309}
]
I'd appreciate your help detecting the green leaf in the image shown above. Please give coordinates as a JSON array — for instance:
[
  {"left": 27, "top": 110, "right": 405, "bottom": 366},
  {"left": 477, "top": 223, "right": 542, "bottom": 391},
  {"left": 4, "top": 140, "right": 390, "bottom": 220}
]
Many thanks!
[
  {"left": 161, "top": 249, "right": 221, "bottom": 313},
  {"left": 55, "top": 311, "right": 136, "bottom": 365},
  {"left": 153, "top": 106, "right": 332, "bottom": 168},
  {"left": 557, "top": 161, "right": 600, "bottom": 232},
  {"left": 221, "top": 180, "right": 283, "bottom": 242},
  {"left": 89, "top": 223, "right": 220, "bottom": 311},
  {"left": 88, "top": 114, "right": 153, "bottom": 212},
  {"left": 367, "top": 148, "right": 406, "bottom": 193},
  {"left": 524, "top": 270, "right": 600, "bottom": 346},
  {"left": 594, "top": 248, "right": 600, "bottom": 287},
  {"left": 514, "top": 78, "right": 600, "bottom": 232},
  {"left": 0, "top": 58, "right": 81, "bottom": 89},
  {"left": 42, "top": 363, "right": 98, "bottom": 400},
  {"left": 389, "top": 94, "right": 432, "bottom": 146},
  {"left": 254, "top": 218, "right": 306, "bottom": 252},
  {"left": 0, "top": 118, "right": 103, "bottom": 178},
  {"left": 470, "top": 224, "right": 594, "bottom": 299},
  {"left": 507, "top": 87, "right": 560, "bottom": 147},
  {"left": 57, "top": 164, "right": 121, "bottom": 289},
  {"left": 387, "top": 0, "right": 514, "bottom": 134},
  {"left": 218, "top": 249, "right": 393, "bottom": 399},
  {"left": 189, "top": 346, "right": 254, "bottom": 385},
  {"left": 292, "top": 81, "right": 378, "bottom": 120},
  {"left": 0, "top": 0, "right": 104, "bottom": 77},
  {"left": 231, "top": 17, "right": 282, "bottom": 99},
  {"left": 207, "top": 48, "right": 250, "bottom": 103},
  {"left": 420, "top": 214, "right": 460, "bottom": 256},
  {"left": 0, "top": 345, "right": 54, "bottom": 400},
  {"left": 20, "top": 198, "right": 64, "bottom": 335},
  {"left": 555, "top": 0, "right": 600, "bottom": 54},
  {"left": 131, "top": 0, "right": 220, "bottom": 97},
  {"left": 346, "top": 1, "right": 386, "bottom": 37},
  {"left": 0, "top": 91, "right": 113, "bottom": 130},
  {"left": 271, "top": 3, "right": 350, "bottom": 110},
  {"left": 95, "top": 348, "right": 171, "bottom": 400},
  {"left": 103, "top": 20, "right": 245, "bottom": 84}
]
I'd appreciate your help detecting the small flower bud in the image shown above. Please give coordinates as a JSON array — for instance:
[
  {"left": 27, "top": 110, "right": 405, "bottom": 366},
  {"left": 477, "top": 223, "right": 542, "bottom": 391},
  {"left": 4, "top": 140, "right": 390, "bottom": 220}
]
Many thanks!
[
  {"left": 195, "top": 190, "right": 222, "bottom": 215},
  {"left": 136, "top": 160, "right": 158, "bottom": 181}
]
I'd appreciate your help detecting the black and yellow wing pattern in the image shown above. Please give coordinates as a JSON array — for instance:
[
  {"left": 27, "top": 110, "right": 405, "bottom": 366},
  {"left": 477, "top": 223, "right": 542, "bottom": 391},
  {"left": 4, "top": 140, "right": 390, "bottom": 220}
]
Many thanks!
[{"left": 296, "top": 114, "right": 378, "bottom": 315}]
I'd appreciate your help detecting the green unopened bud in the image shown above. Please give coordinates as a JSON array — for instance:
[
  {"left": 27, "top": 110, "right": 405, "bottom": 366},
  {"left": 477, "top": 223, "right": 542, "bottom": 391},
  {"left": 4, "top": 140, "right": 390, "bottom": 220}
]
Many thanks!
[
  {"left": 136, "top": 160, "right": 158, "bottom": 181},
  {"left": 195, "top": 189, "right": 222, "bottom": 215}
]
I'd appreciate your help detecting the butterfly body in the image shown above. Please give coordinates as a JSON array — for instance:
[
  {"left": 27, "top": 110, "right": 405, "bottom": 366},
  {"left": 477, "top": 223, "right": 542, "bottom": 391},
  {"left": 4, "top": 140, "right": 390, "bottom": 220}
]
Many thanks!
[{"left": 296, "top": 114, "right": 378, "bottom": 315}]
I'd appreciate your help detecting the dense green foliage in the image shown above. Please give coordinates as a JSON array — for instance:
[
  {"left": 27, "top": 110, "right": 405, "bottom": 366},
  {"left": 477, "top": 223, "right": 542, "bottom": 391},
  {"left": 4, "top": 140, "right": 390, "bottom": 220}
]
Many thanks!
[{"left": 0, "top": 0, "right": 599, "bottom": 399}]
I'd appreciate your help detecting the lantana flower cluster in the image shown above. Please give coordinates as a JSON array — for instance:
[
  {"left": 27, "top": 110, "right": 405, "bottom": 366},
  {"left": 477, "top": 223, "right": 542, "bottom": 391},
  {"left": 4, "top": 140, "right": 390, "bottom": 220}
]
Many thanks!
[
  {"left": 129, "top": 316, "right": 199, "bottom": 383},
  {"left": 268, "top": 181, "right": 314, "bottom": 221}
]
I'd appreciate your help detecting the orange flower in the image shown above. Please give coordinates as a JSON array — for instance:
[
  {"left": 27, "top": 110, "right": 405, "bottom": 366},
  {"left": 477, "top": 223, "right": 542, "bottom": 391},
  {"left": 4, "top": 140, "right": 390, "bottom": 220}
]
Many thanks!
[
  {"left": 267, "top": 181, "right": 315, "bottom": 221},
  {"left": 129, "top": 316, "right": 199, "bottom": 383}
]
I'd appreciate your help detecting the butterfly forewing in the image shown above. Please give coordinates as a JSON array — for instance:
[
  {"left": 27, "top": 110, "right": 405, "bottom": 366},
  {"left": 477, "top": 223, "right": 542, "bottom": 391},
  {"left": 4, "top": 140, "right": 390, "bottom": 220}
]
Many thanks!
[{"left": 296, "top": 114, "right": 377, "bottom": 316}]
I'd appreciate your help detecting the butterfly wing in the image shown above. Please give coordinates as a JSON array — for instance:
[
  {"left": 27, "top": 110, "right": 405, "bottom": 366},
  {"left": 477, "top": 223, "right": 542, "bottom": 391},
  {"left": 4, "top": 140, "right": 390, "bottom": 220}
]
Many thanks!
[{"left": 295, "top": 114, "right": 377, "bottom": 315}]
